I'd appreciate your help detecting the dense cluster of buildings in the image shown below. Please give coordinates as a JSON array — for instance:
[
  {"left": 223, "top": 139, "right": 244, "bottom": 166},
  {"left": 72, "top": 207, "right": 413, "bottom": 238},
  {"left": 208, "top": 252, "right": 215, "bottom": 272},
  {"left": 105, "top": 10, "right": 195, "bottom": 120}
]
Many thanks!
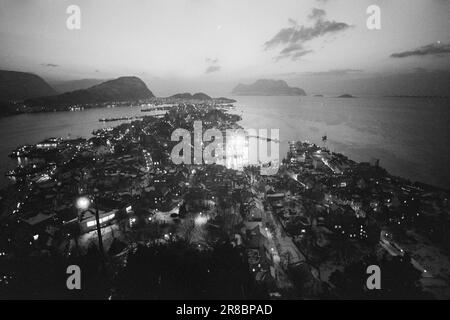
[
  {"left": 259, "top": 140, "right": 450, "bottom": 295},
  {"left": 0, "top": 103, "right": 449, "bottom": 298}
]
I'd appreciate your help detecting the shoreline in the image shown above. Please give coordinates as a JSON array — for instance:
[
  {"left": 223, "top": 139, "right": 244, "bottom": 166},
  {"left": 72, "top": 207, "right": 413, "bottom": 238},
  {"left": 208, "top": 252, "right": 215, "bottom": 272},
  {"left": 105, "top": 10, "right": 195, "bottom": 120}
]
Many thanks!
[
  {"left": 2, "top": 109, "right": 449, "bottom": 194},
  {"left": 1, "top": 103, "right": 449, "bottom": 299}
]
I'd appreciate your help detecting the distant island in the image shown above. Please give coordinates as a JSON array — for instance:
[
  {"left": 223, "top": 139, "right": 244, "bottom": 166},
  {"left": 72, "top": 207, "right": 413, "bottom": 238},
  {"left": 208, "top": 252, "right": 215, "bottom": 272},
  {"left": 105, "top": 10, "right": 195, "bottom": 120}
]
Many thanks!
[
  {"left": 170, "top": 92, "right": 211, "bottom": 100},
  {"left": 24, "top": 76, "right": 154, "bottom": 109},
  {"left": 168, "top": 92, "right": 236, "bottom": 103},
  {"left": 313, "top": 94, "right": 324, "bottom": 97},
  {"left": 232, "top": 79, "right": 306, "bottom": 96},
  {"left": 337, "top": 94, "right": 355, "bottom": 98}
]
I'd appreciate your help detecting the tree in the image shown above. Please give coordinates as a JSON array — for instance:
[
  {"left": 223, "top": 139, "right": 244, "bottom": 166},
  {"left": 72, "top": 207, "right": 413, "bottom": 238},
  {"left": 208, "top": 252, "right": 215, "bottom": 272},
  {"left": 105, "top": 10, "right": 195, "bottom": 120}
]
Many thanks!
[
  {"left": 113, "top": 240, "right": 267, "bottom": 299},
  {"left": 328, "top": 254, "right": 434, "bottom": 299}
]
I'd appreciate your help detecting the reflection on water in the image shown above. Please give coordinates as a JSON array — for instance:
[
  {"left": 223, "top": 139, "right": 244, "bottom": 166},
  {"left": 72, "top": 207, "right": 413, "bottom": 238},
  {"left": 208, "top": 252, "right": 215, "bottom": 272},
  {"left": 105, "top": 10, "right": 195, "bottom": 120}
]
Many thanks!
[
  {"left": 0, "top": 96, "right": 449, "bottom": 189},
  {"left": 232, "top": 96, "right": 450, "bottom": 189},
  {"left": 224, "top": 130, "right": 248, "bottom": 171},
  {"left": 222, "top": 129, "right": 280, "bottom": 174}
]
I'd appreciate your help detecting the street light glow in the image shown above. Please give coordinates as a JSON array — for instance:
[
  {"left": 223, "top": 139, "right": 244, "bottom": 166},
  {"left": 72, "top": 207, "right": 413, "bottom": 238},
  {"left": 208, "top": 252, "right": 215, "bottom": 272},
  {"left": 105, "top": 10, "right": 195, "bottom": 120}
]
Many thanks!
[
  {"left": 194, "top": 214, "right": 208, "bottom": 226},
  {"left": 76, "top": 196, "right": 91, "bottom": 210}
]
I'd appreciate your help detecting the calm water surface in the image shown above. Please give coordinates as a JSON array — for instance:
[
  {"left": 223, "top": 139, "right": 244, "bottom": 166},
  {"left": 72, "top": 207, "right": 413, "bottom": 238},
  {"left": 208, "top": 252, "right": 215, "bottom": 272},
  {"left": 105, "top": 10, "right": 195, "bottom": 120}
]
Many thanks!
[
  {"left": 233, "top": 96, "right": 450, "bottom": 189},
  {"left": 0, "top": 96, "right": 449, "bottom": 189}
]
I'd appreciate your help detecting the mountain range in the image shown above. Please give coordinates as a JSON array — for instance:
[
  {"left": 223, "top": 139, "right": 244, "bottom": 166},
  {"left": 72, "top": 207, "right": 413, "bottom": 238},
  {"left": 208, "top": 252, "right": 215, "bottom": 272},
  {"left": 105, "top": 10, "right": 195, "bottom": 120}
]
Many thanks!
[
  {"left": 0, "top": 70, "right": 56, "bottom": 101},
  {"left": 50, "top": 78, "right": 108, "bottom": 93},
  {"left": 0, "top": 69, "right": 237, "bottom": 116},
  {"left": 25, "top": 76, "right": 154, "bottom": 108},
  {"left": 232, "top": 79, "right": 306, "bottom": 96}
]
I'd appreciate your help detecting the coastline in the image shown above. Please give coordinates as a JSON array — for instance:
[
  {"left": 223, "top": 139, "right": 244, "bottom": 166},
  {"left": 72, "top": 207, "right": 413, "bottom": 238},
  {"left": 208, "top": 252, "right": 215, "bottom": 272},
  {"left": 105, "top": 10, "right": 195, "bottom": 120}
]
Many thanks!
[
  {"left": 1, "top": 103, "right": 449, "bottom": 299},
  {"left": 2, "top": 101, "right": 449, "bottom": 192}
]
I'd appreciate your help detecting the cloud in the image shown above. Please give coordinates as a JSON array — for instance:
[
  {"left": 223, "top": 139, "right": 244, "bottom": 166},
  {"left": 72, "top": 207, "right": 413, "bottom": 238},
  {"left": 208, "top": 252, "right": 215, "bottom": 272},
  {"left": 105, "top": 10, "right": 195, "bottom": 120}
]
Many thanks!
[
  {"left": 390, "top": 42, "right": 450, "bottom": 58},
  {"left": 276, "top": 44, "right": 313, "bottom": 61},
  {"left": 41, "top": 63, "right": 59, "bottom": 67},
  {"left": 303, "top": 69, "right": 363, "bottom": 76},
  {"left": 205, "top": 65, "right": 221, "bottom": 73},
  {"left": 308, "top": 8, "right": 326, "bottom": 20},
  {"left": 280, "top": 43, "right": 304, "bottom": 54},
  {"left": 264, "top": 8, "right": 351, "bottom": 61},
  {"left": 206, "top": 57, "right": 219, "bottom": 64},
  {"left": 205, "top": 57, "right": 220, "bottom": 73},
  {"left": 280, "top": 69, "right": 362, "bottom": 77}
]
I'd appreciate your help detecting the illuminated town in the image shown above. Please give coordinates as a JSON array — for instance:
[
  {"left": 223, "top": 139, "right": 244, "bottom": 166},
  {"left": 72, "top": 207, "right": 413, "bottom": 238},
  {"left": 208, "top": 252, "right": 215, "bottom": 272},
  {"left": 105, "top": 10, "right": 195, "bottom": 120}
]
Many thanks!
[
  {"left": 1, "top": 101, "right": 449, "bottom": 299},
  {"left": 1, "top": 0, "right": 450, "bottom": 303}
]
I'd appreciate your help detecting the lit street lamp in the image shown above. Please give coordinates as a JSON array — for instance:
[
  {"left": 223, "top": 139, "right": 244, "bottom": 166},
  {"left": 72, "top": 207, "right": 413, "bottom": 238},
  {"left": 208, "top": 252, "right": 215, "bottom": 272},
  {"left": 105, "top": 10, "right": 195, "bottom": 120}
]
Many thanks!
[
  {"left": 76, "top": 196, "right": 91, "bottom": 211},
  {"left": 76, "top": 195, "right": 105, "bottom": 261}
]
